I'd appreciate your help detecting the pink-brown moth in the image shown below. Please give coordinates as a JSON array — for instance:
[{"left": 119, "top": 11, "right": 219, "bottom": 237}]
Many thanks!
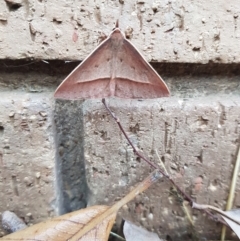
[{"left": 54, "top": 23, "right": 170, "bottom": 99}]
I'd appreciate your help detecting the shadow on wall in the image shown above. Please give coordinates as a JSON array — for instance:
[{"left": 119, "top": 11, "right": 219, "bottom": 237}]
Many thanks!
[{"left": 54, "top": 99, "right": 89, "bottom": 214}]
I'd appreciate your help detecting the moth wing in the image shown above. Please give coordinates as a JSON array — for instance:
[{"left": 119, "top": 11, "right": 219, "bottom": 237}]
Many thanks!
[
  {"left": 54, "top": 39, "right": 114, "bottom": 99},
  {"left": 55, "top": 28, "right": 170, "bottom": 100},
  {"left": 113, "top": 39, "right": 170, "bottom": 98}
]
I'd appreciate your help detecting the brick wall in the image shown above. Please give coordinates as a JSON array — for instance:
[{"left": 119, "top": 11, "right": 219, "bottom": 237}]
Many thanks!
[{"left": 0, "top": 1, "right": 240, "bottom": 239}]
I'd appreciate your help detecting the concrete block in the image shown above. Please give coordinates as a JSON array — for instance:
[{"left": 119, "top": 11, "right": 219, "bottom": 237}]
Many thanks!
[
  {"left": 0, "top": 61, "right": 239, "bottom": 239},
  {"left": 0, "top": 0, "right": 240, "bottom": 63},
  {"left": 0, "top": 92, "right": 57, "bottom": 236},
  {"left": 82, "top": 95, "right": 240, "bottom": 240}
]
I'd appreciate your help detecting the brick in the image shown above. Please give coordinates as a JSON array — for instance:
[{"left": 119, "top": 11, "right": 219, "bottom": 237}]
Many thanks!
[{"left": 0, "top": 0, "right": 240, "bottom": 63}]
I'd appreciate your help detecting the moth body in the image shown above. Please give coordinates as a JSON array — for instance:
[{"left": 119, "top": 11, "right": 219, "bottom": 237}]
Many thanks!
[{"left": 54, "top": 26, "right": 170, "bottom": 99}]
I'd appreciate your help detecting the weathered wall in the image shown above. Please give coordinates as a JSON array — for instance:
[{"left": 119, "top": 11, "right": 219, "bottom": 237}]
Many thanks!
[
  {"left": 83, "top": 96, "right": 240, "bottom": 240},
  {"left": 0, "top": 0, "right": 240, "bottom": 63},
  {"left": 0, "top": 0, "right": 240, "bottom": 240},
  {"left": 0, "top": 91, "right": 57, "bottom": 236},
  {"left": 55, "top": 63, "right": 240, "bottom": 239},
  {"left": 0, "top": 62, "right": 63, "bottom": 236}
]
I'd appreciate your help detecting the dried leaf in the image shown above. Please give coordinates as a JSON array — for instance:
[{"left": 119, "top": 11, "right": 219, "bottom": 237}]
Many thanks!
[
  {"left": 221, "top": 209, "right": 240, "bottom": 239},
  {"left": 192, "top": 202, "right": 240, "bottom": 236},
  {"left": 0, "top": 205, "right": 116, "bottom": 241},
  {"left": 123, "top": 221, "right": 163, "bottom": 241},
  {"left": 1, "top": 170, "right": 162, "bottom": 241}
]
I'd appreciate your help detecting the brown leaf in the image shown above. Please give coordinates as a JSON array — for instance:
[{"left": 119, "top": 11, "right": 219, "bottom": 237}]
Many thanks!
[
  {"left": 123, "top": 221, "right": 163, "bottom": 241},
  {"left": 1, "top": 170, "right": 161, "bottom": 241},
  {"left": 0, "top": 205, "right": 116, "bottom": 241}
]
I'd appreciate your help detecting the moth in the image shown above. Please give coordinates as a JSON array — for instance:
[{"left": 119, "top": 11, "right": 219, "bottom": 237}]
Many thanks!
[{"left": 54, "top": 23, "right": 170, "bottom": 99}]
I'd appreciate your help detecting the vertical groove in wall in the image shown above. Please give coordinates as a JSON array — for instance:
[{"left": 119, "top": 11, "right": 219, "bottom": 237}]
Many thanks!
[
  {"left": 54, "top": 99, "right": 89, "bottom": 214},
  {"left": 52, "top": 100, "right": 64, "bottom": 215}
]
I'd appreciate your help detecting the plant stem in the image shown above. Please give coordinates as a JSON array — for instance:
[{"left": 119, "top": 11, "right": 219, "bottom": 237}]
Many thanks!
[
  {"left": 221, "top": 146, "right": 240, "bottom": 240},
  {"left": 102, "top": 98, "right": 227, "bottom": 226},
  {"left": 102, "top": 98, "right": 192, "bottom": 203}
]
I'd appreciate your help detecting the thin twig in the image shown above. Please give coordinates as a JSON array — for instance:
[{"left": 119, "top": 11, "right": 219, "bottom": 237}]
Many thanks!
[
  {"left": 102, "top": 98, "right": 164, "bottom": 171},
  {"left": 102, "top": 98, "right": 228, "bottom": 226},
  {"left": 102, "top": 98, "right": 193, "bottom": 203},
  {"left": 193, "top": 203, "right": 240, "bottom": 226},
  {"left": 156, "top": 149, "right": 169, "bottom": 175}
]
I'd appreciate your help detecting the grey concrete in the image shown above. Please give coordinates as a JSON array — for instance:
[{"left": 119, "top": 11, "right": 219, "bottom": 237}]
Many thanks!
[
  {"left": 0, "top": 0, "right": 240, "bottom": 63},
  {"left": 0, "top": 0, "right": 240, "bottom": 237},
  {"left": 82, "top": 96, "right": 240, "bottom": 239},
  {"left": 0, "top": 92, "right": 57, "bottom": 236},
  {"left": 0, "top": 61, "right": 239, "bottom": 239}
]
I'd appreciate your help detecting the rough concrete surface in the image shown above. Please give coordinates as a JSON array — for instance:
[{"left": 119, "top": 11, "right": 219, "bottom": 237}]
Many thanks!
[
  {"left": 0, "top": 61, "right": 239, "bottom": 239},
  {"left": 0, "top": 0, "right": 240, "bottom": 237},
  {"left": 0, "top": 92, "right": 57, "bottom": 236},
  {"left": 82, "top": 96, "right": 240, "bottom": 240},
  {"left": 0, "top": 0, "right": 240, "bottom": 63}
]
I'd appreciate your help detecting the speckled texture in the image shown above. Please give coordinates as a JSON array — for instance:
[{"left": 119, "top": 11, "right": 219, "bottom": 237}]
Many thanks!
[
  {"left": 82, "top": 96, "right": 240, "bottom": 240},
  {"left": 0, "top": 1, "right": 240, "bottom": 237},
  {"left": 0, "top": 61, "right": 239, "bottom": 239},
  {"left": 0, "top": 92, "right": 57, "bottom": 237},
  {"left": 0, "top": 0, "right": 240, "bottom": 63}
]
